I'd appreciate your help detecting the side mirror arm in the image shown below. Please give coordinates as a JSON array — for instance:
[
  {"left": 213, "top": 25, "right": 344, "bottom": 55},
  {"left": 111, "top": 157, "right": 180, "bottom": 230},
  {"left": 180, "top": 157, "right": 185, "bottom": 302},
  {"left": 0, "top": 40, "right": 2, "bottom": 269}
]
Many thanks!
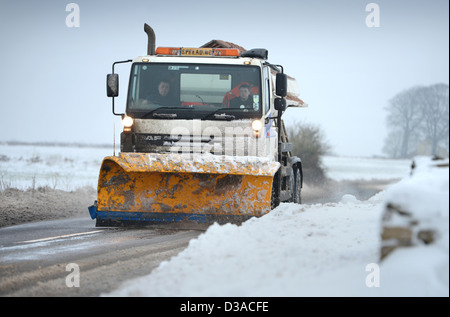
[{"left": 107, "top": 59, "right": 132, "bottom": 117}]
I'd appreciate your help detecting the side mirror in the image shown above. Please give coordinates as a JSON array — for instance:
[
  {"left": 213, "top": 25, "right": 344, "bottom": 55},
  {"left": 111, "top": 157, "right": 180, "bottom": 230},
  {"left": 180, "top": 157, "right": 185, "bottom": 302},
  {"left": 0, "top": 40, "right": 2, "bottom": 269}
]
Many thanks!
[
  {"left": 274, "top": 97, "right": 286, "bottom": 112},
  {"left": 107, "top": 74, "right": 119, "bottom": 97},
  {"left": 276, "top": 73, "right": 287, "bottom": 97}
]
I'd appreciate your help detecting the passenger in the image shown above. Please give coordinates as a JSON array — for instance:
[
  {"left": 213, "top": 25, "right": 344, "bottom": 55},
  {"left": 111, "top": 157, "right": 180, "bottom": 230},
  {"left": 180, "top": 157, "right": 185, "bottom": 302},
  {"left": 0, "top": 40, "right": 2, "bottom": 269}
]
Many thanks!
[{"left": 229, "top": 84, "right": 253, "bottom": 108}]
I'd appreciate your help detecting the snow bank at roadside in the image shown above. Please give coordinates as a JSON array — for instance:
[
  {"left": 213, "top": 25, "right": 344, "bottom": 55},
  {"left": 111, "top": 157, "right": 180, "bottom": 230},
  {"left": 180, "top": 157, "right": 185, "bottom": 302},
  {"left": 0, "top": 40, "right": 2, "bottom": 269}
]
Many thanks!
[
  {"left": 107, "top": 157, "right": 448, "bottom": 297},
  {"left": 379, "top": 156, "right": 449, "bottom": 296},
  {"left": 0, "top": 186, "right": 96, "bottom": 228},
  {"left": 107, "top": 195, "right": 385, "bottom": 297},
  {"left": 383, "top": 156, "right": 449, "bottom": 242}
]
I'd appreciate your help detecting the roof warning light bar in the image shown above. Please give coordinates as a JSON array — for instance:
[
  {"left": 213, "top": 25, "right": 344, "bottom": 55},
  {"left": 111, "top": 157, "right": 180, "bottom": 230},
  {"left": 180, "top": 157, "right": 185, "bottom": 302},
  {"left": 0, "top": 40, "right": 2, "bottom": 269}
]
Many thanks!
[{"left": 155, "top": 47, "right": 240, "bottom": 57}]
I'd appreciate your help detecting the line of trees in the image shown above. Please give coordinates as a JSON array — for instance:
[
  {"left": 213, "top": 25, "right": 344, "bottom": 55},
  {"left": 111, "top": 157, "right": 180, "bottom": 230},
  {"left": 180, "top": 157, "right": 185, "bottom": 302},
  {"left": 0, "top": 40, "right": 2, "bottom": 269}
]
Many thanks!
[{"left": 383, "top": 83, "right": 449, "bottom": 159}]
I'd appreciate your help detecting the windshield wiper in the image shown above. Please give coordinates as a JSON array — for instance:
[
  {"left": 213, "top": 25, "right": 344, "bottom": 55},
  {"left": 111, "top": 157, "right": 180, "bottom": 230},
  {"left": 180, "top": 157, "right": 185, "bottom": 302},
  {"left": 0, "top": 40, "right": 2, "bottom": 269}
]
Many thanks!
[{"left": 202, "top": 108, "right": 236, "bottom": 121}]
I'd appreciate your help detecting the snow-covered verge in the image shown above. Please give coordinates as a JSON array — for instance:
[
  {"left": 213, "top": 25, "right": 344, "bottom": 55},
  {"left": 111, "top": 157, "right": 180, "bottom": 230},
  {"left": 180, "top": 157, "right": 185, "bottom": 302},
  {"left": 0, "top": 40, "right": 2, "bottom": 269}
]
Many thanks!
[
  {"left": 107, "top": 157, "right": 449, "bottom": 297},
  {"left": 0, "top": 144, "right": 109, "bottom": 228},
  {"left": 0, "top": 143, "right": 111, "bottom": 191},
  {"left": 378, "top": 157, "right": 449, "bottom": 296},
  {"left": 0, "top": 186, "right": 96, "bottom": 228}
]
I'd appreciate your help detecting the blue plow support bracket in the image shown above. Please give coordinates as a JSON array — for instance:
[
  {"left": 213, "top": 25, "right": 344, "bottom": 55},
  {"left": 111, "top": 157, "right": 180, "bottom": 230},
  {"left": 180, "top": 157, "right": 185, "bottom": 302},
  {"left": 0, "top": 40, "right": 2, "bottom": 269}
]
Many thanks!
[{"left": 88, "top": 205, "right": 97, "bottom": 220}]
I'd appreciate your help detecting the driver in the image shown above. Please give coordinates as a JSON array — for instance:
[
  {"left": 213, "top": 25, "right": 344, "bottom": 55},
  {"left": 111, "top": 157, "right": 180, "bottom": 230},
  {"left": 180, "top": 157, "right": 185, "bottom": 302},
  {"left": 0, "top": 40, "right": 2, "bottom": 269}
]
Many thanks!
[{"left": 147, "top": 80, "right": 171, "bottom": 105}]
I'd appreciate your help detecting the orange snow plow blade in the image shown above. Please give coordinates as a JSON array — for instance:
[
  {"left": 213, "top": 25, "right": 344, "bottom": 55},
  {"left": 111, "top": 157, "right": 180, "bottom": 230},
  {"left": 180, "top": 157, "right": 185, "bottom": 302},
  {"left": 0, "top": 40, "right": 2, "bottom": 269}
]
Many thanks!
[{"left": 92, "top": 153, "right": 279, "bottom": 227}]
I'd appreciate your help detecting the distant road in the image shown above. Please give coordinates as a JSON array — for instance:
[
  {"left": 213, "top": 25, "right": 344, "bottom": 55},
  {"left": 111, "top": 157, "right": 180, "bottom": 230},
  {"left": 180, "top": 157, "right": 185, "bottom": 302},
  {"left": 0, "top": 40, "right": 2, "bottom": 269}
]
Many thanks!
[{"left": 0, "top": 217, "right": 201, "bottom": 296}]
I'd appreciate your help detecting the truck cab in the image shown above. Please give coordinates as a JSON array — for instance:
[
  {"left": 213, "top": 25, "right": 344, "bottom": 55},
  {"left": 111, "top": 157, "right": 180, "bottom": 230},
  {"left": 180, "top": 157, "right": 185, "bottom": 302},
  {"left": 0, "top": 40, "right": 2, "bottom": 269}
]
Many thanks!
[{"left": 114, "top": 48, "right": 275, "bottom": 158}]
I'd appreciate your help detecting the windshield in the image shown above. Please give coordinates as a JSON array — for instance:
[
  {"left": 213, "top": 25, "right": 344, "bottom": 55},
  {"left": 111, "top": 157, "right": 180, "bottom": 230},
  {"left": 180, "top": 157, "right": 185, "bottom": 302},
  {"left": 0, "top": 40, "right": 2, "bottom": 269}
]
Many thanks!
[{"left": 127, "top": 63, "right": 262, "bottom": 120}]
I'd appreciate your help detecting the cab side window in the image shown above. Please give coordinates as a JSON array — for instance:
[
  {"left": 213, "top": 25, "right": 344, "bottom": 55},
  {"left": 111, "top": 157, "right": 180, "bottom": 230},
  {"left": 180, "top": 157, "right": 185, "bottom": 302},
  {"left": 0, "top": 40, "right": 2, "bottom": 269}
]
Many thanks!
[{"left": 263, "top": 67, "right": 271, "bottom": 114}]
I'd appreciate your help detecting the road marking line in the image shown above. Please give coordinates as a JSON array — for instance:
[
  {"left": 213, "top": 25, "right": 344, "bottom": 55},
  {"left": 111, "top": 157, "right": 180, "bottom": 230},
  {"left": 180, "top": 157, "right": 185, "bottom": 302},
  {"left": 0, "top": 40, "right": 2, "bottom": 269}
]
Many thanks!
[{"left": 18, "top": 230, "right": 104, "bottom": 244}]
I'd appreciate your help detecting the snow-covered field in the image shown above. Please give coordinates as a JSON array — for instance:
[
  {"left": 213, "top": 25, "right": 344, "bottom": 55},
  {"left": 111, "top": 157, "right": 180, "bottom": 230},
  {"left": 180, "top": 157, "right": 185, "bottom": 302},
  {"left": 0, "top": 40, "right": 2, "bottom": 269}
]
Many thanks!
[
  {"left": 322, "top": 156, "right": 412, "bottom": 181},
  {"left": 0, "top": 144, "right": 448, "bottom": 297},
  {"left": 0, "top": 143, "right": 113, "bottom": 191},
  {"left": 0, "top": 143, "right": 411, "bottom": 191}
]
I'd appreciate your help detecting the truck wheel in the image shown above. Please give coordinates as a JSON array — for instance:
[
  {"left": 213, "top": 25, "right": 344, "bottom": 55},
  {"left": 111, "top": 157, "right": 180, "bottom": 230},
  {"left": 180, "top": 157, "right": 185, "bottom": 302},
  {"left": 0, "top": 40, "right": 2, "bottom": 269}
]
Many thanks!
[
  {"left": 271, "top": 172, "right": 280, "bottom": 209},
  {"left": 293, "top": 167, "right": 302, "bottom": 204}
]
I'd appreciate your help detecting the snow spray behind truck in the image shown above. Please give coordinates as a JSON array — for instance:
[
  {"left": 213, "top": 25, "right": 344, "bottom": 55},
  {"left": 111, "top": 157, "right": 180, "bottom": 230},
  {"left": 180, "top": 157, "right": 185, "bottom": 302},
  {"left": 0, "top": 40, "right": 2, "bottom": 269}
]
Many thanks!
[{"left": 88, "top": 24, "right": 307, "bottom": 227}]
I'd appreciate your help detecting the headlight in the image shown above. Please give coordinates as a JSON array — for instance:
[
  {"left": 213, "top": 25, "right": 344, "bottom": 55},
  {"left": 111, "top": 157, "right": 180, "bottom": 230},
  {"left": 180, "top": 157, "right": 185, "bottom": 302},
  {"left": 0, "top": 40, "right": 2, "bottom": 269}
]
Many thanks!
[
  {"left": 122, "top": 116, "right": 134, "bottom": 132},
  {"left": 252, "top": 119, "right": 263, "bottom": 131},
  {"left": 252, "top": 119, "right": 263, "bottom": 138}
]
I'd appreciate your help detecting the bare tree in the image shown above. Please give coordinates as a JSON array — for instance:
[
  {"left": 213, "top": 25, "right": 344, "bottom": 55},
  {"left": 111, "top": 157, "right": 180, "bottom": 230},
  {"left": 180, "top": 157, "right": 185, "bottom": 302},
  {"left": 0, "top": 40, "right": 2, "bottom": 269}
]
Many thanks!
[
  {"left": 417, "top": 84, "right": 449, "bottom": 156},
  {"left": 384, "top": 84, "right": 449, "bottom": 158},
  {"left": 382, "top": 130, "right": 403, "bottom": 159},
  {"left": 384, "top": 86, "right": 424, "bottom": 158}
]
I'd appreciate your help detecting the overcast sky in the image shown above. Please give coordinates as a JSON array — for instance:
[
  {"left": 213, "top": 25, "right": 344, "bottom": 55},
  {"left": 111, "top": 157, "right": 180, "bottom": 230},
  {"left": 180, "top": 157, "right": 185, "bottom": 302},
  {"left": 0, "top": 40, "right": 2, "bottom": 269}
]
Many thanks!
[{"left": 0, "top": 0, "right": 448, "bottom": 157}]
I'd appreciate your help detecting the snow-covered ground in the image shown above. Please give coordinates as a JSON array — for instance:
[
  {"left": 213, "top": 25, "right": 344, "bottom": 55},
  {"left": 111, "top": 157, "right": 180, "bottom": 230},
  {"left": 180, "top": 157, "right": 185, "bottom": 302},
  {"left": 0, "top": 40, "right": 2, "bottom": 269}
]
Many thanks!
[
  {"left": 0, "top": 143, "right": 411, "bottom": 190},
  {"left": 322, "top": 156, "right": 412, "bottom": 181},
  {"left": 106, "top": 157, "right": 448, "bottom": 297},
  {"left": 0, "top": 143, "right": 113, "bottom": 191},
  {"left": 1, "top": 144, "right": 448, "bottom": 297}
]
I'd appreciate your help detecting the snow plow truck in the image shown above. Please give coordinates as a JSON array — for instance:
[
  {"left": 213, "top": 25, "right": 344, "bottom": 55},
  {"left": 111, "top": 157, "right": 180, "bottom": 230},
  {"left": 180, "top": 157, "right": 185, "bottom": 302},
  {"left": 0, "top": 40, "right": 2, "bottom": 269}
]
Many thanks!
[{"left": 88, "top": 24, "right": 307, "bottom": 227}]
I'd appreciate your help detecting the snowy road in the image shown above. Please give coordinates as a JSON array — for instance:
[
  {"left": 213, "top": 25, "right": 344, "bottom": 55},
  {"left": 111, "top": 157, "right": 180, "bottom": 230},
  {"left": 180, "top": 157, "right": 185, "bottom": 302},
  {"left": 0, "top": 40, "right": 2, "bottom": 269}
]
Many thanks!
[{"left": 0, "top": 218, "right": 201, "bottom": 296}]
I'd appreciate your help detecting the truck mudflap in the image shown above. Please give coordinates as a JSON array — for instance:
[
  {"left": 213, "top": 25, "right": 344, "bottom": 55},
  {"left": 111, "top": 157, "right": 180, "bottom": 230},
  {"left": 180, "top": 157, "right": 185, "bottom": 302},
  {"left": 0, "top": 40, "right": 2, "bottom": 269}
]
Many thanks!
[{"left": 91, "top": 153, "right": 279, "bottom": 227}]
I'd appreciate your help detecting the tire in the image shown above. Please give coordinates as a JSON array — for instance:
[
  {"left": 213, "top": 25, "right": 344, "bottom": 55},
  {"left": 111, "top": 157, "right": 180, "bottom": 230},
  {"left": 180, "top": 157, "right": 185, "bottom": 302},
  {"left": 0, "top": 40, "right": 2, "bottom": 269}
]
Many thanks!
[
  {"left": 271, "top": 172, "right": 280, "bottom": 209},
  {"left": 293, "top": 167, "right": 302, "bottom": 204},
  {"left": 287, "top": 168, "right": 295, "bottom": 203}
]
